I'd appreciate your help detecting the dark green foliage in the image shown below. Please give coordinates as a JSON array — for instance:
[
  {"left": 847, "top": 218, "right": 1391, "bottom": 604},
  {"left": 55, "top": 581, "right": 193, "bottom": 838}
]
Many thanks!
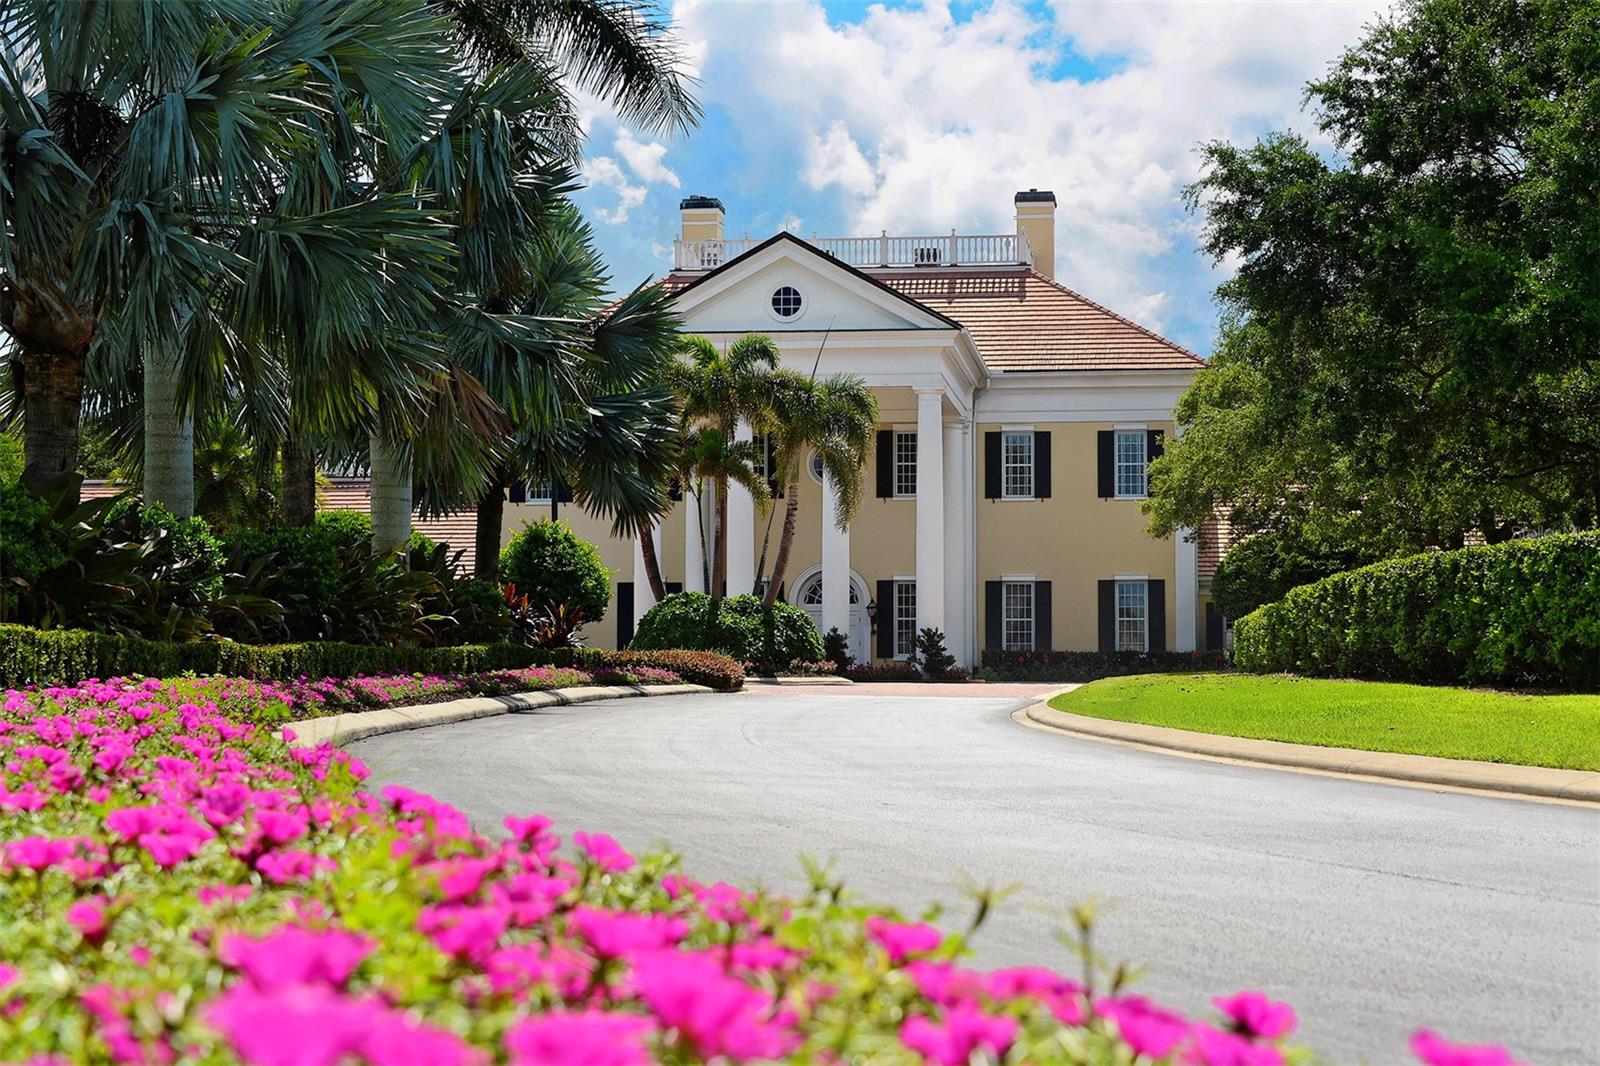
[
  {"left": 821, "top": 627, "right": 853, "bottom": 674},
  {"left": 629, "top": 591, "right": 823, "bottom": 668},
  {"left": 442, "top": 577, "right": 513, "bottom": 645},
  {"left": 0, "top": 479, "right": 63, "bottom": 587},
  {"left": 1211, "top": 527, "right": 1384, "bottom": 620},
  {"left": 979, "top": 650, "right": 1232, "bottom": 682},
  {"left": 1233, "top": 533, "right": 1600, "bottom": 691},
  {"left": 912, "top": 627, "right": 956, "bottom": 680},
  {"left": 0, "top": 625, "right": 605, "bottom": 688},
  {"left": 845, "top": 660, "right": 921, "bottom": 682},
  {"left": 499, "top": 521, "right": 611, "bottom": 622},
  {"left": 608, "top": 649, "right": 745, "bottom": 692},
  {"left": 139, "top": 504, "right": 226, "bottom": 603}
]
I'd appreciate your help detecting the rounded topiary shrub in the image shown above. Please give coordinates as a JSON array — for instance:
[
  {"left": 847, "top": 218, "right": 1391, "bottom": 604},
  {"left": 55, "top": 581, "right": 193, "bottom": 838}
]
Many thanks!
[
  {"left": 499, "top": 520, "right": 611, "bottom": 620},
  {"left": 631, "top": 591, "right": 824, "bottom": 668}
]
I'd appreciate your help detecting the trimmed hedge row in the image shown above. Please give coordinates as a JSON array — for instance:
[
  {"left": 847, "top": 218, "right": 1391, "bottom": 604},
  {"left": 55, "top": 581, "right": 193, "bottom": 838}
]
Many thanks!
[
  {"left": 0, "top": 625, "right": 599, "bottom": 689},
  {"left": 609, "top": 649, "right": 745, "bottom": 692},
  {"left": 1233, "top": 533, "right": 1600, "bottom": 691},
  {"left": 979, "top": 649, "right": 1232, "bottom": 682}
]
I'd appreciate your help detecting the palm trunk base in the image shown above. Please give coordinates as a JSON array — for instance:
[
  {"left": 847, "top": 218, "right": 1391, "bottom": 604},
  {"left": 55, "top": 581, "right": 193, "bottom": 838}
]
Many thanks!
[
  {"left": 281, "top": 436, "right": 316, "bottom": 527},
  {"left": 20, "top": 348, "right": 85, "bottom": 500},
  {"left": 474, "top": 482, "right": 506, "bottom": 582},
  {"left": 143, "top": 347, "right": 194, "bottom": 517}
]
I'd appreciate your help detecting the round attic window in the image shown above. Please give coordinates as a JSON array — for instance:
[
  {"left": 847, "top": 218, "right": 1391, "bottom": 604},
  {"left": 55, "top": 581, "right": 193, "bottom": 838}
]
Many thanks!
[{"left": 770, "top": 285, "right": 803, "bottom": 320}]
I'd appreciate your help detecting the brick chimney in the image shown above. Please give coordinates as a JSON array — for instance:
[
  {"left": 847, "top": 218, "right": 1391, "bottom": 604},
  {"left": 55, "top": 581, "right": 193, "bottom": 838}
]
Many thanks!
[
  {"left": 679, "top": 195, "right": 725, "bottom": 243},
  {"left": 1014, "top": 189, "right": 1056, "bottom": 278}
]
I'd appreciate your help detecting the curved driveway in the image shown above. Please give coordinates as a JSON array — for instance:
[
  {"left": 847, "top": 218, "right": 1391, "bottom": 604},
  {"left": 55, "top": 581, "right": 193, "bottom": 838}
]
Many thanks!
[{"left": 350, "top": 688, "right": 1600, "bottom": 1063}]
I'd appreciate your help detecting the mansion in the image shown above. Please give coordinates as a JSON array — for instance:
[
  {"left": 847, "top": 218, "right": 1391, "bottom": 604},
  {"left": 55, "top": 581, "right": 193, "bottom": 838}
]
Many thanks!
[{"left": 506, "top": 190, "right": 1218, "bottom": 666}]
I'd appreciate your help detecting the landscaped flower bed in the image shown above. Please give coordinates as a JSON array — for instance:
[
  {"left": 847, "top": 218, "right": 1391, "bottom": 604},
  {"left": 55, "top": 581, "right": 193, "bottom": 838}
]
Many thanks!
[{"left": 0, "top": 678, "right": 1519, "bottom": 1065}]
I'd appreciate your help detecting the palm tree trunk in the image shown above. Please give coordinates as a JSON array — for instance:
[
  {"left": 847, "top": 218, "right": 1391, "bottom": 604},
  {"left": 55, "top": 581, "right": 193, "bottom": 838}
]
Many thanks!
[
  {"left": 281, "top": 434, "right": 316, "bottom": 527},
  {"left": 370, "top": 433, "right": 412, "bottom": 556},
  {"left": 764, "top": 483, "right": 801, "bottom": 607},
  {"left": 20, "top": 347, "right": 85, "bottom": 499},
  {"left": 474, "top": 475, "right": 506, "bottom": 581},
  {"left": 143, "top": 346, "right": 194, "bottom": 517},
  {"left": 712, "top": 472, "right": 729, "bottom": 603},
  {"left": 639, "top": 525, "right": 667, "bottom": 601}
]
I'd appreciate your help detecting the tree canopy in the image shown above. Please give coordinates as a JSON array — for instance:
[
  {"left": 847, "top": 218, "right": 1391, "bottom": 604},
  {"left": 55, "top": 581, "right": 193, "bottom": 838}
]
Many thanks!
[{"left": 1147, "top": 0, "right": 1600, "bottom": 550}]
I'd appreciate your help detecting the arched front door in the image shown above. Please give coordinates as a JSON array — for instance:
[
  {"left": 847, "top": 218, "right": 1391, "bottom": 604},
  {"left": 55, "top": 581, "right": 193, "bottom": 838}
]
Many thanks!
[{"left": 794, "top": 568, "right": 870, "bottom": 659}]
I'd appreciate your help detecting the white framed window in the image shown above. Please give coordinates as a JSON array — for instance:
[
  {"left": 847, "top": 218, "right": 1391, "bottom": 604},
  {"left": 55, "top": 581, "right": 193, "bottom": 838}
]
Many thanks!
[
  {"left": 527, "top": 479, "right": 552, "bottom": 503},
  {"left": 770, "top": 285, "right": 803, "bottom": 320},
  {"left": 893, "top": 580, "right": 918, "bottom": 659},
  {"left": 1115, "top": 579, "right": 1149, "bottom": 652},
  {"left": 1114, "top": 430, "right": 1148, "bottom": 499},
  {"left": 1001, "top": 431, "right": 1034, "bottom": 499},
  {"left": 1002, "top": 580, "right": 1035, "bottom": 651},
  {"left": 893, "top": 430, "right": 918, "bottom": 498}
]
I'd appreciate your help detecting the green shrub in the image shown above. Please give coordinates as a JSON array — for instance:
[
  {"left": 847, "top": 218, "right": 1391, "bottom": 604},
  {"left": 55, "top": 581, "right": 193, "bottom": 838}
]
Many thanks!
[
  {"left": 1211, "top": 526, "right": 1384, "bottom": 621},
  {"left": 140, "top": 504, "right": 226, "bottom": 602},
  {"left": 609, "top": 649, "right": 744, "bottom": 692},
  {"left": 821, "top": 627, "right": 853, "bottom": 673},
  {"left": 1233, "top": 533, "right": 1600, "bottom": 690},
  {"left": 0, "top": 479, "right": 63, "bottom": 587},
  {"left": 499, "top": 520, "right": 611, "bottom": 621},
  {"left": 913, "top": 627, "right": 956, "bottom": 680},
  {"left": 630, "top": 592, "right": 823, "bottom": 668},
  {"left": 447, "top": 578, "right": 513, "bottom": 645},
  {"left": 979, "top": 649, "right": 1232, "bottom": 682}
]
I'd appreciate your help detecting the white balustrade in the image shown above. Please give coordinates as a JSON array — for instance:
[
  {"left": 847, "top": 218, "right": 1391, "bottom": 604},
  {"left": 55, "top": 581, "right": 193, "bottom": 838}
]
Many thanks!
[{"left": 672, "top": 230, "right": 1032, "bottom": 271}]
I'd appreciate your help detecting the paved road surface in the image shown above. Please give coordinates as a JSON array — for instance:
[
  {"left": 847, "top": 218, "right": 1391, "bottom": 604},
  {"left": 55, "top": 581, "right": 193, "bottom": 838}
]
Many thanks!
[{"left": 350, "top": 689, "right": 1600, "bottom": 1063}]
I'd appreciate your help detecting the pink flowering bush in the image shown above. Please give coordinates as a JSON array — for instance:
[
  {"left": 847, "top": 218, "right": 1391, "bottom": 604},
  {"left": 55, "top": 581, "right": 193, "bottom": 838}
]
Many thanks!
[{"left": 0, "top": 677, "right": 1522, "bottom": 1065}]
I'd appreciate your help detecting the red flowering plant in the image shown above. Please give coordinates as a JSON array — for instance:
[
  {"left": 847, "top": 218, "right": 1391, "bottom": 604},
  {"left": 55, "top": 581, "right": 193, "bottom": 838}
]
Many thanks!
[{"left": 0, "top": 677, "right": 1522, "bottom": 1065}]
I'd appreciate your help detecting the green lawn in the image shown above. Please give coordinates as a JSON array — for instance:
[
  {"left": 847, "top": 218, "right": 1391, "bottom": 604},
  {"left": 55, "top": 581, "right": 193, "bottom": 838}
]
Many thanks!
[{"left": 1049, "top": 673, "right": 1600, "bottom": 771}]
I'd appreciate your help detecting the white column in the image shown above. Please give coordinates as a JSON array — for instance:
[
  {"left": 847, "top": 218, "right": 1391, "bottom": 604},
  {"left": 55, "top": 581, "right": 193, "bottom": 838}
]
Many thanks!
[
  {"left": 1172, "top": 421, "right": 1197, "bottom": 652},
  {"left": 683, "top": 483, "right": 705, "bottom": 593},
  {"left": 631, "top": 525, "right": 662, "bottom": 627},
  {"left": 943, "top": 419, "right": 968, "bottom": 665},
  {"left": 821, "top": 467, "right": 850, "bottom": 652},
  {"left": 915, "top": 387, "right": 945, "bottom": 636},
  {"left": 727, "top": 420, "right": 756, "bottom": 597}
]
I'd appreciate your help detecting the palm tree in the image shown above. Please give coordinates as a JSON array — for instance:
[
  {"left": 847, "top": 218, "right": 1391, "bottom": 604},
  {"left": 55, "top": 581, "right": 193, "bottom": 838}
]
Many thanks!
[
  {"left": 670, "top": 334, "right": 784, "bottom": 604},
  {"left": 0, "top": 0, "right": 458, "bottom": 505},
  {"left": 762, "top": 372, "right": 878, "bottom": 607}
]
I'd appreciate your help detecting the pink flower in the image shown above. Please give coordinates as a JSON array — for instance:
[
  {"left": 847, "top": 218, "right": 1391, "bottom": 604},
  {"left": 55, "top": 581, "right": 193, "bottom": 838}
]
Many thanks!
[
  {"left": 254, "top": 850, "right": 333, "bottom": 885},
  {"left": 1097, "top": 995, "right": 1193, "bottom": 1060},
  {"left": 4, "top": 835, "right": 78, "bottom": 872},
  {"left": 198, "top": 884, "right": 253, "bottom": 906},
  {"left": 1188, "top": 1025, "right": 1285, "bottom": 1066},
  {"left": 505, "top": 1010, "right": 655, "bottom": 1066},
  {"left": 865, "top": 916, "right": 944, "bottom": 963},
  {"left": 504, "top": 814, "right": 553, "bottom": 845},
  {"left": 573, "top": 831, "right": 634, "bottom": 873},
  {"left": 901, "top": 1003, "right": 1019, "bottom": 1065},
  {"left": 218, "top": 926, "right": 374, "bottom": 988},
  {"left": 1214, "top": 991, "right": 1296, "bottom": 1040},
  {"left": 206, "top": 985, "right": 377, "bottom": 1066},
  {"left": 417, "top": 902, "right": 511, "bottom": 964},
  {"left": 631, "top": 949, "right": 797, "bottom": 1060},
  {"left": 1411, "top": 1029, "right": 1527, "bottom": 1066},
  {"left": 66, "top": 896, "right": 111, "bottom": 942},
  {"left": 570, "top": 906, "right": 689, "bottom": 960}
]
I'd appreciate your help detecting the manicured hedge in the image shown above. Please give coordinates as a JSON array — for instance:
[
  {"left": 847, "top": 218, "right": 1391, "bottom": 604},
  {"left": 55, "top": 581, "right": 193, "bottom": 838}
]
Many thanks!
[
  {"left": 1233, "top": 533, "right": 1600, "bottom": 691},
  {"left": 0, "top": 625, "right": 601, "bottom": 689},
  {"left": 980, "top": 649, "right": 1232, "bottom": 682},
  {"left": 629, "top": 592, "right": 823, "bottom": 669},
  {"left": 609, "top": 649, "right": 745, "bottom": 692}
]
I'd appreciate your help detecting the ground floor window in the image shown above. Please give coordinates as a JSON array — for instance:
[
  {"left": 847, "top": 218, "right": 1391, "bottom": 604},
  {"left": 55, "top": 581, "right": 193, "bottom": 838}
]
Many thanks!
[
  {"left": 894, "top": 580, "right": 917, "bottom": 659},
  {"left": 1002, "top": 581, "right": 1035, "bottom": 650},
  {"left": 1116, "top": 579, "right": 1148, "bottom": 652}
]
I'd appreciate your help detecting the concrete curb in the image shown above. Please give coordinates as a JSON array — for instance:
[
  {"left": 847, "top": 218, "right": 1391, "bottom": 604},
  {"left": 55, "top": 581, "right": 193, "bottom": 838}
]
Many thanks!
[
  {"left": 286, "top": 683, "right": 713, "bottom": 749},
  {"left": 1022, "top": 700, "right": 1600, "bottom": 805},
  {"left": 743, "top": 675, "right": 852, "bottom": 686}
]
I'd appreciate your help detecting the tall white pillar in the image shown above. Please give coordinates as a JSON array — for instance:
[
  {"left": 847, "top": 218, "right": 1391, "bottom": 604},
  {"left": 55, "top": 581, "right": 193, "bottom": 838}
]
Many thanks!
[
  {"left": 683, "top": 482, "right": 705, "bottom": 593},
  {"left": 727, "top": 420, "right": 756, "bottom": 597},
  {"left": 821, "top": 467, "right": 850, "bottom": 652},
  {"left": 631, "top": 525, "right": 662, "bottom": 627},
  {"left": 943, "top": 419, "right": 969, "bottom": 665},
  {"left": 915, "top": 387, "right": 946, "bottom": 637},
  {"left": 1172, "top": 421, "right": 1197, "bottom": 652}
]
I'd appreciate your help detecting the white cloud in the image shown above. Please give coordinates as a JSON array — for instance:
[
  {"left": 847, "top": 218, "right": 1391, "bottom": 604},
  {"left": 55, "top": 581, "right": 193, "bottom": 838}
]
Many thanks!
[
  {"left": 583, "top": 155, "right": 648, "bottom": 224},
  {"left": 614, "top": 128, "right": 681, "bottom": 188},
  {"left": 670, "top": 0, "right": 1389, "bottom": 334}
]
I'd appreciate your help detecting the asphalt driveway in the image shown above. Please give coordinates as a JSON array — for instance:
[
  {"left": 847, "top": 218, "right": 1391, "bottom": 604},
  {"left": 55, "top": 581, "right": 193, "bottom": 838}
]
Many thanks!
[{"left": 349, "top": 688, "right": 1600, "bottom": 1063}]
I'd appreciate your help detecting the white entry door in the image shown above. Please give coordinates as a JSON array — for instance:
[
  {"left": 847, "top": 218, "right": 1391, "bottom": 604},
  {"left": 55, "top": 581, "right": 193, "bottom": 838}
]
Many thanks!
[{"left": 795, "top": 570, "right": 869, "bottom": 659}]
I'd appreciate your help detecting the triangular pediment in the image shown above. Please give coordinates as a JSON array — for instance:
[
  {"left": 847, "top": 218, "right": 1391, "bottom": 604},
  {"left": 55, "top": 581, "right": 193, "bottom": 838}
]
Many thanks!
[{"left": 671, "top": 232, "right": 957, "bottom": 334}]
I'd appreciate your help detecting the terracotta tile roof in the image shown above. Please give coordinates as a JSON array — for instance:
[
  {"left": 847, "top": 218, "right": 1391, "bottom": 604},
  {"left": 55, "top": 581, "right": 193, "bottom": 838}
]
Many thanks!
[{"left": 873, "top": 268, "right": 1204, "bottom": 373}]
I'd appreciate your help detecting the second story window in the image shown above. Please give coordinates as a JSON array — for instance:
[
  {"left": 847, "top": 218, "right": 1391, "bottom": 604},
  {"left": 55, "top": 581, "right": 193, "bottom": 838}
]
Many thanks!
[
  {"left": 1001, "top": 431, "right": 1034, "bottom": 499},
  {"left": 894, "top": 430, "right": 918, "bottom": 497},
  {"left": 1115, "top": 429, "right": 1148, "bottom": 499}
]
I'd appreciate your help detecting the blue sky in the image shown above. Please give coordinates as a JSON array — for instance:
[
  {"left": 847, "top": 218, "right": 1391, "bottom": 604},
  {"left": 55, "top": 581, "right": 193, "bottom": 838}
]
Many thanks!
[{"left": 571, "top": 0, "right": 1385, "bottom": 357}]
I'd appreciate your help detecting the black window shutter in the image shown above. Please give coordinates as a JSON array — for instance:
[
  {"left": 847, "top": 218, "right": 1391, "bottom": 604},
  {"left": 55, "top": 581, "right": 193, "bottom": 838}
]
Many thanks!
[
  {"left": 983, "top": 432, "right": 1001, "bottom": 498},
  {"left": 1147, "top": 430, "right": 1164, "bottom": 465},
  {"left": 1148, "top": 579, "right": 1167, "bottom": 653},
  {"left": 1033, "top": 581, "right": 1052, "bottom": 651},
  {"left": 1205, "top": 602, "right": 1224, "bottom": 651},
  {"left": 1034, "top": 431, "right": 1051, "bottom": 499},
  {"left": 875, "top": 430, "right": 894, "bottom": 498},
  {"left": 1098, "top": 580, "right": 1115, "bottom": 652},
  {"left": 507, "top": 480, "right": 527, "bottom": 504},
  {"left": 1097, "top": 431, "right": 1115, "bottom": 498},
  {"left": 877, "top": 580, "right": 895, "bottom": 657},
  {"left": 665, "top": 582, "right": 682, "bottom": 596},
  {"left": 616, "top": 582, "right": 634, "bottom": 649},
  {"left": 985, "top": 581, "right": 1002, "bottom": 650}
]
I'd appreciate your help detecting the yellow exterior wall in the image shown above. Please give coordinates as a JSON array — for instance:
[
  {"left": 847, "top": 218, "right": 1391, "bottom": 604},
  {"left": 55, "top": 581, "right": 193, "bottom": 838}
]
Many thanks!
[{"left": 975, "top": 421, "right": 1177, "bottom": 651}]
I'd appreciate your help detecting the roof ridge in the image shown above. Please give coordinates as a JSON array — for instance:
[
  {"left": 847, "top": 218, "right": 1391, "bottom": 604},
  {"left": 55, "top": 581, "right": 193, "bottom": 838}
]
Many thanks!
[{"left": 1025, "top": 269, "right": 1205, "bottom": 366}]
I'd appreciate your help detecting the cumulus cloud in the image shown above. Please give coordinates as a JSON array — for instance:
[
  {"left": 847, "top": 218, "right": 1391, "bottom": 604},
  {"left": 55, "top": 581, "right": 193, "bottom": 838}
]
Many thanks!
[
  {"left": 614, "top": 128, "right": 681, "bottom": 188},
  {"left": 584, "top": 155, "right": 648, "bottom": 224},
  {"left": 670, "top": 0, "right": 1389, "bottom": 337}
]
